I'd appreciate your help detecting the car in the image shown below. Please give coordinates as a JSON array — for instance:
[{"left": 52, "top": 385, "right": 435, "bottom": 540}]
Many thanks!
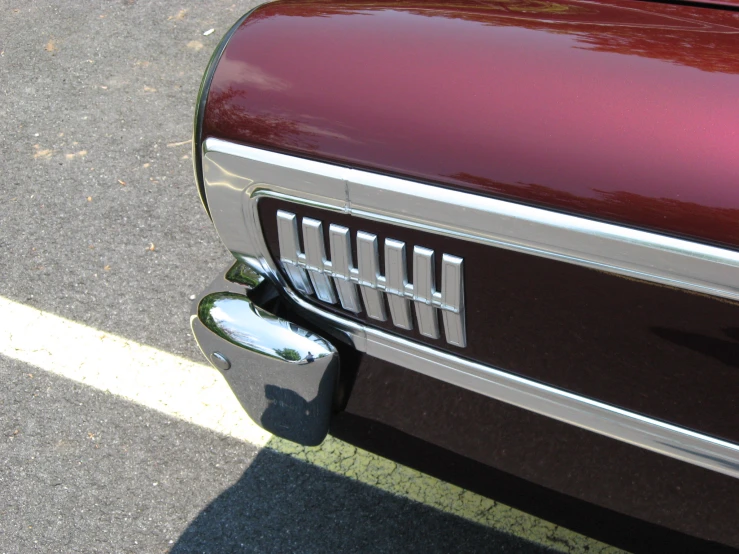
[{"left": 189, "top": 0, "right": 739, "bottom": 550}]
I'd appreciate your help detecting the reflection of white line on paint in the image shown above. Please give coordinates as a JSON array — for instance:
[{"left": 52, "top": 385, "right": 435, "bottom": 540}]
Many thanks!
[{"left": 0, "top": 296, "right": 620, "bottom": 553}]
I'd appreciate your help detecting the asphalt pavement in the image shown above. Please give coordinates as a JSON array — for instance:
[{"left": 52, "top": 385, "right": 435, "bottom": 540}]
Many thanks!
[{"left": 0, "top": 1, "right": 617, "bottom": 553}]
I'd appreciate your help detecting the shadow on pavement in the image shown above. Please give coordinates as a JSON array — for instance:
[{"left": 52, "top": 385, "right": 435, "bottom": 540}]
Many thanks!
[{"left": 171, "top": 447, "right": 554, "bottom": 554}]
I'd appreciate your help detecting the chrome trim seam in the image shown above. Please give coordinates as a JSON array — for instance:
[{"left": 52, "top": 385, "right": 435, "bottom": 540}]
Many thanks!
[{"left": 202, "top": 137, "right": 739, "bottom": 479}]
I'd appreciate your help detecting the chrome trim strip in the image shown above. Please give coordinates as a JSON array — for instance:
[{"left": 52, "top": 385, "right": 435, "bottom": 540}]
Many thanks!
[
  {"left": 201, "top": 137, "right": 739, "bottom": 479},
  {"left": 206, "top": 139, "right": 739, "bottom": 303}
]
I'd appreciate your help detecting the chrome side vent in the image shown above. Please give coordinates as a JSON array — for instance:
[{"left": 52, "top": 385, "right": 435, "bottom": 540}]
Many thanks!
[{"left": 276, "top": 210, "right": 466, "bottom": 347}]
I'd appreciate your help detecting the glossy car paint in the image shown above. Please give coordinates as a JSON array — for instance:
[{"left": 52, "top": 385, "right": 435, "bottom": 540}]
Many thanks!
[
  {"left": 203, "top": 0, "right": 739, "bottom": 250},
  {"left": 198, "top": 0, "right": 739, "bottom": 547},
  {"left": 259, "top": 199, "right": 739, "bottom": 443}
]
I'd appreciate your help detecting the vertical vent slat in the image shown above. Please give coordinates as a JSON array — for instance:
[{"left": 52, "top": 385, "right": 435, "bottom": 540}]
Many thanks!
[
  {"left": 385, "top": 239, "right": 412, "bottom": 330},
  {"left": 302, "top": 218, "right": 337, "bottom": 304},
  {"left": 276, "top": 210, "right": 313, "bottom": 296},
  {"left": 413, "top": 246, "right": 440, "bottom": 339},
  {"left": 441, "top": 254, "right": 466, "bottom": 347},
  {"left": 357, "top": 231, "right": 387, "bottom": 321},
  {"left": 329, "top": 224, "right": 362, "bottom": 313}
]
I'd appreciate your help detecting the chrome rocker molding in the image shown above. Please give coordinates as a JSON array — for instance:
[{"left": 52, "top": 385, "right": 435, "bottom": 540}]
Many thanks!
[{"left": 201, "top": 137, "right": 739, "bottom": 479}]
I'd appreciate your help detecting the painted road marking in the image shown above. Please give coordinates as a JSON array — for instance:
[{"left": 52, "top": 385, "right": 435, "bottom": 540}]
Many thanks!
[{"left": 0, "top": 296, "right": 620, "bottom": 553}]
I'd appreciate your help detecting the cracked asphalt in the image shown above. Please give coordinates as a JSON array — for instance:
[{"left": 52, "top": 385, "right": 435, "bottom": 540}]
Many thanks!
[{"left": 0, "top": 1, "right": 623, "bottom": 553}]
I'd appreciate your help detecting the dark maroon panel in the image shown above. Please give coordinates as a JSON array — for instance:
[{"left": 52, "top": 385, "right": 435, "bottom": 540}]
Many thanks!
[
  {"left": 204, "top": 0, "right": 739, "bottom": 250},
  {"left": 259, "top": 198, "right": 739, "bottom": 443},
  {"left": 334, "top": 357, "right": 739, "bottom": 549}
]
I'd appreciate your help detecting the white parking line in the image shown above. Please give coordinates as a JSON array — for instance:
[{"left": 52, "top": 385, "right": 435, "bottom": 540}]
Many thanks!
[
  {"left": 0, "top": 296, "right": 619, "bottom": 553},
  {"left": 0, "top": 296, "right": 272, "bottom": 447}
]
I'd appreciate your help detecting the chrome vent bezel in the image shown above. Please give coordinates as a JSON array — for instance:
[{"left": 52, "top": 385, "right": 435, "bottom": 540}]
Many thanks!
[{"left": 275, "top": 210, "right": 466, "bottom": 347}]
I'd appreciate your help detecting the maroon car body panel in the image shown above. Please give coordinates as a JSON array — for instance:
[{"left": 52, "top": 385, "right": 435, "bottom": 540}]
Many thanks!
[
  {"left": 259, "top": 198, "right": 739, "bottom": 443},
  {"left": 203, "top": 0, "right": 739, "bottom": 250},
  {"left": 332, "top": 358, "right": 739, "bottom": 550},
  {"left": 198, "top": 0, "right": 739, "bottom": 548}
]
